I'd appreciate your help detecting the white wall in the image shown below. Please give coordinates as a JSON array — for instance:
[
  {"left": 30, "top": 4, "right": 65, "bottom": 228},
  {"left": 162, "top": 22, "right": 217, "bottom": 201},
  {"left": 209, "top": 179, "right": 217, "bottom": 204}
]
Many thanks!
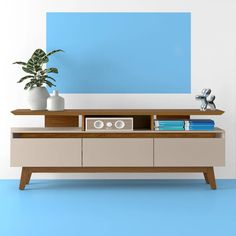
[{"left": 0, "top": 0, "right": 235, "bottom": 179}]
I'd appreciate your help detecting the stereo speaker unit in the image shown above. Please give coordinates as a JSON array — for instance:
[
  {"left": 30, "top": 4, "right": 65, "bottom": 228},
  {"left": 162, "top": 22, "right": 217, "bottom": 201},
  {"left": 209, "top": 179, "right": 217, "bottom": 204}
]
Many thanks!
[{"left": 85, "top": 117, "right": 133, "bottom": 131}]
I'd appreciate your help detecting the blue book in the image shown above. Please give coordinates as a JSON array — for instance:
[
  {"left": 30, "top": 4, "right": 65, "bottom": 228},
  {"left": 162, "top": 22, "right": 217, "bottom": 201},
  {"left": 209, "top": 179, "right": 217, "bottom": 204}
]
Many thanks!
[
  {"left": 189, "top": 124, "right": 215, "bottom": 127},
  {"left": 155, "top": 126, "right": 185, "bottom": 131},
  {"left": 155, "top": 120, "right": 185, "bottom": 126},
  {"left": 188, "top": 119, "right": 215, "bottom": 125},
  {"left": 158, "top": 124, "right": 184, "bottom": 128},
  {"left": 188, "top": 126, "right": 215, "bottom": 131},
  {"left": 189, "top": 123, "right": 215, "bottom": 126},
  {"left": 189, "top": 123, "right": 215, "bottom": 127}
]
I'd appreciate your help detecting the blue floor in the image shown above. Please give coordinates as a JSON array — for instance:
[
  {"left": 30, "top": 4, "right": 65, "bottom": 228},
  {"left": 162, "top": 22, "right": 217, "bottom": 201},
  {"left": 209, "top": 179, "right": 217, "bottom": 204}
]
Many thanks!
[{"left": 0, "top": 179, "right": 235, "bottom": 236}]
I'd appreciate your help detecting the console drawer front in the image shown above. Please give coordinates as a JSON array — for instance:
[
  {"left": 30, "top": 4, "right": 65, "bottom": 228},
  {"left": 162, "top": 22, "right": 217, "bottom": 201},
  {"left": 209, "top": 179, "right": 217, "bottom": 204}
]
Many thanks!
[
  {"left": 11, "top": 138, "right": 82, "bottom": 167},
  {"left": 83, "top": 138, "right": 153, "bottom": 167},
  {"left": 154, "top": 138, "right": 225, "bottom": 167}
]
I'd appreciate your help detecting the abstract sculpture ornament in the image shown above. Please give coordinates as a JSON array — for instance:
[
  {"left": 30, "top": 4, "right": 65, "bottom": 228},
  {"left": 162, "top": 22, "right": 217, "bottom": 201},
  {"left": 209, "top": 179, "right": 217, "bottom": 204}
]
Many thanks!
[{"left": 195, "top": 88, "right": 216, "bottom": 111}]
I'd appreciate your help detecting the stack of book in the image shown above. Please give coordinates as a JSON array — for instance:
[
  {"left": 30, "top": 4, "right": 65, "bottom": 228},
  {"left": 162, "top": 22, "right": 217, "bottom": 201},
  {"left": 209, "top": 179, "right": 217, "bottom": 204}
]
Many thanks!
[
  {"left": 154, "top": 119, "right": 215, "bottom": 131},
  {"left": 154, "top": 120, "right": 185, "bottom": 131},
  {"left": 185, "top": 119, "right": 215, "bottom": 131}
]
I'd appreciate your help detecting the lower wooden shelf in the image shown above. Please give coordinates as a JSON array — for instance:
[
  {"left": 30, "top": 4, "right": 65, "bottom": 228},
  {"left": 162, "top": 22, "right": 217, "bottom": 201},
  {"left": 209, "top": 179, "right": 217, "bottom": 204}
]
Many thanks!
[{"left": 19, "top": 166, "right": 217, "bottom": 190}]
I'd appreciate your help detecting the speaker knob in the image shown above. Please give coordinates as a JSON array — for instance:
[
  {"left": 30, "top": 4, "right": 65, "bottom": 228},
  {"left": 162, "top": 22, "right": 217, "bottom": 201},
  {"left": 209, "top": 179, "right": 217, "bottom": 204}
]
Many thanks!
[
  {"left": 115, "top": 120, "right": 125, "bottom": 129},
  {"left": 106, "top": 122, "right": 113, "bottom": 128},
  {"left": 94, "top": 120, "right": 104, "bottom": 129}
]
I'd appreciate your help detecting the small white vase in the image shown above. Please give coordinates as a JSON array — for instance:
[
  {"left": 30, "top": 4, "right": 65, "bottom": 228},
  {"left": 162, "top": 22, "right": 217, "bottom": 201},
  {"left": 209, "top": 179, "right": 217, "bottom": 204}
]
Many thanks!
[
  {"left": 47, "top": 90, "right": 65, "bottom": 111},
  {"left": 28, "top": 87, "right": 50, "bottom": 110}
]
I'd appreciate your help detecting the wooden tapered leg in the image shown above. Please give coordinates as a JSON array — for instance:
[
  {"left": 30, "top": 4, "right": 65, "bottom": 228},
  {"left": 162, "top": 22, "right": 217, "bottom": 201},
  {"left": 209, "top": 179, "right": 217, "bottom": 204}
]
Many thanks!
[
  {"left": 26, "top": 171, "right": 32, "bottom": 185},
  {"left": 206, "top": 167, "right": 217, "bottom": 190},
  {"left": 19, "top": 167, "right": 29, "bottom": 190},
  {"left": 203, "top": 172, "right": 209, "bottom": 184}
]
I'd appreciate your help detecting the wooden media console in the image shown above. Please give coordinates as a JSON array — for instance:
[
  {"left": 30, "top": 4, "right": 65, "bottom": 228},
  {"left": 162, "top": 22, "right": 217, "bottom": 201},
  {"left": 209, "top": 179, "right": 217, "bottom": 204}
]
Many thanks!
[{"left": 11, "top": 109, "right": 225, "bottom": 190}]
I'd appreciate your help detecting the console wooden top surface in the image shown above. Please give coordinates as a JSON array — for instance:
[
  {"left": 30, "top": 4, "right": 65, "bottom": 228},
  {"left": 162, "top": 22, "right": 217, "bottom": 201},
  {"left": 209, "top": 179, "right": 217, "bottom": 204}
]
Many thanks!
[
  {"left": 11, "top": 127, "right": 224, "bottom": 138},
  {"left": 11, "top": 127, "right": 224, "bottom": 133},
  {"left": 11, "top": 109, "right": 225, "bottom": 116}
]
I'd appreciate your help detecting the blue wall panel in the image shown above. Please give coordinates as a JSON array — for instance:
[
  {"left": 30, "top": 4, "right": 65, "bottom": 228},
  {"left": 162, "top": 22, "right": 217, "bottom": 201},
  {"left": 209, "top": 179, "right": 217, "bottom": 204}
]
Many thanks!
[{"left": 46, "top": 13, "right": 191, "bottom": 93}]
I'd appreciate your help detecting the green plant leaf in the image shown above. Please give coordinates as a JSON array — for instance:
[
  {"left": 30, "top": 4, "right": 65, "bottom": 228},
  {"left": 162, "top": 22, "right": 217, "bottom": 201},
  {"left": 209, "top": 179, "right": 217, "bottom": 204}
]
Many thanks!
[
  {"left": 31, "top": 49, "right": 47, "bottom": 60},
  {"left": 44, "top": 80, "right": 55, "bottom": 87},
  {"left": 46, "top": 49, "right": 64, "bottom": 57},
  {"left": 26, "top": 58, "right": 36, "bottom": 70},
  {"left": 41, "top": 55, "right": 49, "bottom": 64},
  {"left": 24, "top": 81, "right": 34, "bottom": 90},
  {"left": 24, "top": 83, "right": 30, "bottom": 90},
  {"left": 45, "top": 75, "right": 56, "bottom": 81},
  {"left": 17, "top": 75, "right": 34, "bottom": 83},
  {"left": 44, "top": 67, "right": 58, "bottom": 74},
  {"left": 22, "top": 67, "right": 36, "bottom": 75},
  {"left": 34, "top": 64, "right": 42, "bottom": 72},
  {"left": 40, "top": 70, "right": 46, "bottom": 76},
  {"left": 30, "top": 78, "right": 43, "bottom": 87},
  {"left": 13, "top": 61, "right": 27, "bottom": 66},
  {"left": 31, "top": 49, "right": 48, "bottom": 67}
]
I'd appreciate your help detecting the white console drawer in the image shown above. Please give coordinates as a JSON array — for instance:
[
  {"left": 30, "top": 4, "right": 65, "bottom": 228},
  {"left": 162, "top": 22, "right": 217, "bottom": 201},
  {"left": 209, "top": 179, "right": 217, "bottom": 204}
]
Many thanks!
[
  {"left": 154, "top": 138, "right": 225, "bottom": 167},
  {"left": 11, "top": 138, "right": 82, "bottom": 167},
  {"left": 83, "top": 138, "right": 153, "bottom": 167}
]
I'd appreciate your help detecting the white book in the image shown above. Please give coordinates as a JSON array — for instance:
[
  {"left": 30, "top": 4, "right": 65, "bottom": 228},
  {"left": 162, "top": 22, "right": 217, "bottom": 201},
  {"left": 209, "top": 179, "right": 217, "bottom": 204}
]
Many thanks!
[{"left": 185, "top": 121, "right": 190, "bottom": 126}]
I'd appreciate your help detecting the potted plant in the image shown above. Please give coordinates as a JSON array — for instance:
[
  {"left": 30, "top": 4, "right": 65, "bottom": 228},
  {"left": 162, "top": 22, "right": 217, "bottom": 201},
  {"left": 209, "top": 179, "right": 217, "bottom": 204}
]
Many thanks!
[{"left": 13, "top": 48, "right": 63, "bottom": 110}]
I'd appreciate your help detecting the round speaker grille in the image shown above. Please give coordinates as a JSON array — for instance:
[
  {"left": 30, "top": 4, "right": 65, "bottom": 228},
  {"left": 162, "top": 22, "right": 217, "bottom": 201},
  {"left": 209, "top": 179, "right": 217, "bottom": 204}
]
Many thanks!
[
  {"left": 94, "top": 120, "right": 104, "bottom": 129},
  {"left": 115, "top": 120, "right": 125, "bottom": 129}
]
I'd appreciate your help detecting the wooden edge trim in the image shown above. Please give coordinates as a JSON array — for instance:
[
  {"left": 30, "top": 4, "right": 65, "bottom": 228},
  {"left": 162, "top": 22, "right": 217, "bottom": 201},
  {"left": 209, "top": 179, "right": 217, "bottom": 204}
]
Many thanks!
[
  {"left": 11, "top": 109, "right": 225, "bottom": 116},
  {"left": 26, "top": 167, "right": 210, "bottom": 173},
  {"left": 13, "top": 133, "right": 218, "bottom": 138}
]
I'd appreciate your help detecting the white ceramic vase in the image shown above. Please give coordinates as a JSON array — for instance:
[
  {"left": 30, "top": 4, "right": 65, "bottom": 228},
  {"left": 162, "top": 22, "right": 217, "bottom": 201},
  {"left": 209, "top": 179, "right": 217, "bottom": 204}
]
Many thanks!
[
  {"left": 47, "top": 90, "right": 65, "bottom": 111},
  {"left": 28, "top": 87, "right": 50, "bottom": 110}
]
